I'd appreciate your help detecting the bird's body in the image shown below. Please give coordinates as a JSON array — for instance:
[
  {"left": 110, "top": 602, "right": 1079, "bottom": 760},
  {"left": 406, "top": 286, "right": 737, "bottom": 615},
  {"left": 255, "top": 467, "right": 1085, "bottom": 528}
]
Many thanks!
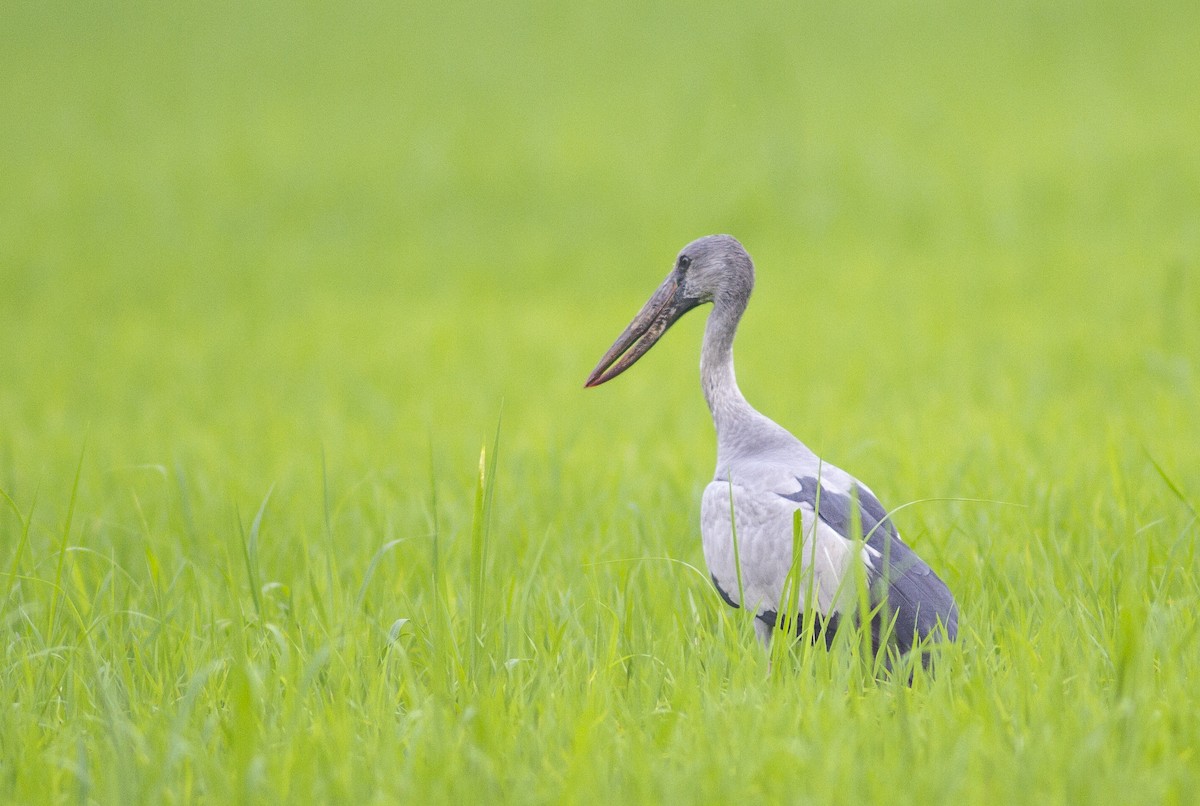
[{"left": 587, "top": 235, "right": 957, "bottom": 658}]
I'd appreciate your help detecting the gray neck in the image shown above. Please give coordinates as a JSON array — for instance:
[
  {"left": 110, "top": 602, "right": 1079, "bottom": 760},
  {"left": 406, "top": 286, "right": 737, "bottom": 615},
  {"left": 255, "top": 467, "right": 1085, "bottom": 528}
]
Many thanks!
[
  {"left": 701, "top": 298, "right": 799, "bottom": 470},
  {"left": 700, "top": 297, "right": 756, "bottom": 438}
]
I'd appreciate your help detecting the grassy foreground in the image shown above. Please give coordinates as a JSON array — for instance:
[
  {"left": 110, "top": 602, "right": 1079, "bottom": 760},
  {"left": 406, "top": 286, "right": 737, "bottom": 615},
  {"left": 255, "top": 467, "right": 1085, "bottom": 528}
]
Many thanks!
[{"left": 2, "top": 1, "right": 1199, "bottom": 803}]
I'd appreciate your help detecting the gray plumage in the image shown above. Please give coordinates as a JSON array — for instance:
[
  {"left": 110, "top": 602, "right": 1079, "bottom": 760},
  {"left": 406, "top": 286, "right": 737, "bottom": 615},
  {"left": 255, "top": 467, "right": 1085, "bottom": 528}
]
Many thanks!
[{"left": 587, "top": 235, "right": 957, "bottom": 660}]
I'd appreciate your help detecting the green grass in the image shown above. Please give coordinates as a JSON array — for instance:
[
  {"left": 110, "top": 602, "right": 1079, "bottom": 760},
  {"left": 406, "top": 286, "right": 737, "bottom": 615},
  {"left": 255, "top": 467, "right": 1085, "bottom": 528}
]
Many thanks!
[{"left": 2, "top": 0, "right": 1199, "bottom": 802}]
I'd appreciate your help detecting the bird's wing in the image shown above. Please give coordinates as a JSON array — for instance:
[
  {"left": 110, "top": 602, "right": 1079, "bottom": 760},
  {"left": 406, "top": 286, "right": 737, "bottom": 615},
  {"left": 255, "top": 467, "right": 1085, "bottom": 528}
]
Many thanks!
[{"left": 777, "top": 475, "right": 958, "bottom": 651}]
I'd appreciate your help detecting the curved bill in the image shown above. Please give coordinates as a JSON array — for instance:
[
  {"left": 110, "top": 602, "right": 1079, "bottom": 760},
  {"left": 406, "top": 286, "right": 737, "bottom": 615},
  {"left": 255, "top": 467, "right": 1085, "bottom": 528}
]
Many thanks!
[{"left": 585, "top": 274, "right": 699, "bottom": 388}]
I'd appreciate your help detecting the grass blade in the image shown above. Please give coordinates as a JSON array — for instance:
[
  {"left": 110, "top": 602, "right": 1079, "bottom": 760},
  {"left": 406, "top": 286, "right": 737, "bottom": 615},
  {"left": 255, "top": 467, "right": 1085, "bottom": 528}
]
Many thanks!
[
  {"left": 237, "top": 485, "right": 273, "bottom": 620},
  {"left": 1, "top": 486, "right": 36, "bottom": 609},
  {"left": 48, "top": 445, "right": 86, "bottom": 636},
  {"left": 469, "top": 445, "right": 488, "bottom": 677}
]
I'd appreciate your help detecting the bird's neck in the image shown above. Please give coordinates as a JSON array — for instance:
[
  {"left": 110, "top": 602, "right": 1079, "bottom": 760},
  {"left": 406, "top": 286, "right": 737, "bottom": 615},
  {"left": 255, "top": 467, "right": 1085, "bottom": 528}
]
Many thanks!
[{"left": 701, "top": 298, "right": 756, "bottom": 438}]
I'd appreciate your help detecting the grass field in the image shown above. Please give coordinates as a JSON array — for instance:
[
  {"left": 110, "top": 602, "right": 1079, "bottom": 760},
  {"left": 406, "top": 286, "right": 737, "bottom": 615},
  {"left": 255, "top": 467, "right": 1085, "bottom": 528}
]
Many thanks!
[{"left": 3, "top": 1, "right": 1199, "bottom": 803}]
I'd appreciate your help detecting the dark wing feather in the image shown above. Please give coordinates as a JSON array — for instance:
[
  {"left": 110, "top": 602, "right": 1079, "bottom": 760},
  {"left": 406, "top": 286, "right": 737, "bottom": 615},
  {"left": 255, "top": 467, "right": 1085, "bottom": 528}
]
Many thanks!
[{"left": 779, "top": 477, "right": 958, "bottom": 654}]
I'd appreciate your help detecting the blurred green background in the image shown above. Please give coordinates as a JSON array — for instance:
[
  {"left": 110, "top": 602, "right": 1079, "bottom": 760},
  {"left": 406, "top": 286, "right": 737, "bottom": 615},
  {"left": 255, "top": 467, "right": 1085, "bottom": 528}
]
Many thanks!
[
  {"left": 2, "top": 1, "right": 1199, "bottom": 802},
  {"left": 3, "top": 1, "right": 1197, "bottom": 479}
]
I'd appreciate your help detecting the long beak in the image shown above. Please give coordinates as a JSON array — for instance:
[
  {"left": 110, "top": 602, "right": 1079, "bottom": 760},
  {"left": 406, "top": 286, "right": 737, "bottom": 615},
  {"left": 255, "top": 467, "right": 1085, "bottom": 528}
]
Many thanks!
[{"left": 585, "top": 273, "right": 698, "bottom": 388}]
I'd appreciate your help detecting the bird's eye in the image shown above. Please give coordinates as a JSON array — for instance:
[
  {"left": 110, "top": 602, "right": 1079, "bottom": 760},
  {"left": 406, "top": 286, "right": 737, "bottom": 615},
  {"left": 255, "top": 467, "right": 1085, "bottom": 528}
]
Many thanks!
[{"left": 678, "top": 255, "right": 691, "bottom": 271}]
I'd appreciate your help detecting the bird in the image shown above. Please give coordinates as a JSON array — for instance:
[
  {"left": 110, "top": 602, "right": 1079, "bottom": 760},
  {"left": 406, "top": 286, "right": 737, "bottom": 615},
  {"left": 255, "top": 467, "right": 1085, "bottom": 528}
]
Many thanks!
[{"left": 585, "top": 235, "right": 957, "bottom": 662}]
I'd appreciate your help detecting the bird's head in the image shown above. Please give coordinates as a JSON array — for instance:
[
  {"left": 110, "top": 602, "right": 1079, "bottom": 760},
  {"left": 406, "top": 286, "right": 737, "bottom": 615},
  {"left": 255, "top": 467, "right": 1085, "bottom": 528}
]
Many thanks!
[{"left": 585, "top": 234, "right": 754, "bottom": 387}]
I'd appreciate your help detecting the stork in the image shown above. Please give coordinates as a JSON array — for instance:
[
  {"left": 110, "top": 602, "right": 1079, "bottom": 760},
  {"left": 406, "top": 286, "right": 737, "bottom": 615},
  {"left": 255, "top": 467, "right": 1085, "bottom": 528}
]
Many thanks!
[{"left": 585, "top": 235, "right": 957, "bottom": 661}]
